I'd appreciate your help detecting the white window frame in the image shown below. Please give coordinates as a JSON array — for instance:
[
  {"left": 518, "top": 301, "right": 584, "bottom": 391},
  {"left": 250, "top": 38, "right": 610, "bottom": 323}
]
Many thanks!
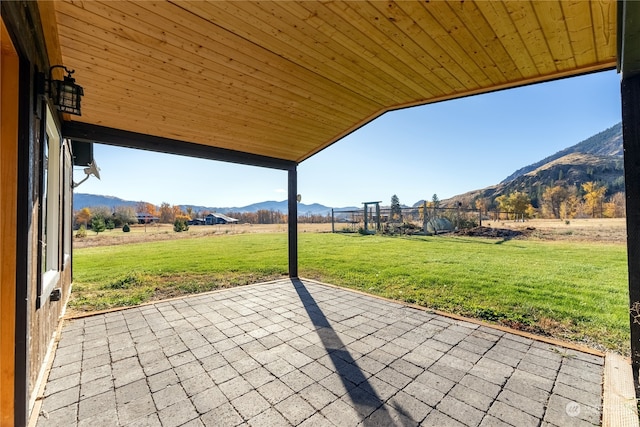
[
  {"left": 62, "top": 139, "right": 72, "bottom": 265},
  {"left": 40, "top": 104, "right": 61, "bottom": 305}
]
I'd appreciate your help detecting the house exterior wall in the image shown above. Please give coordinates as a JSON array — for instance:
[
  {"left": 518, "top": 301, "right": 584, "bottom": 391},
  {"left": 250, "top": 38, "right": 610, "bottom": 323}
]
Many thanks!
[{"left": 1, "top": 3, "right": 74, "bottom": 424}]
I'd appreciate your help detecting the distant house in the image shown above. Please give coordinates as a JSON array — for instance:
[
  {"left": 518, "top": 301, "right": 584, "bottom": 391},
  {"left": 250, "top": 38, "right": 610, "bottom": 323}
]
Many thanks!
[
  {"left": 136, "top": 213, "right": 160, "bottom": 224},
  {"left": 188, "top": 218, "right": 206, "bottom": 226},
  {"left": 205, "top": 213, "right": 239, "bottom": 225}
]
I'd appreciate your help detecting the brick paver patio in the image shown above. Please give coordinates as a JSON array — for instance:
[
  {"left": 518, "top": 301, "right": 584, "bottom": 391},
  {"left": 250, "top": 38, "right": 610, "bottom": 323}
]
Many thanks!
[{"left": 35, "top": 279, "right": 604, "bottom": 426}]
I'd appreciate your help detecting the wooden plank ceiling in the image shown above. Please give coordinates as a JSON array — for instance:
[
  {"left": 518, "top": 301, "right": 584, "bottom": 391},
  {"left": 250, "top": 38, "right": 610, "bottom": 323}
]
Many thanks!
[{"left": 48, "top": 0, "right": 617, "bottom": 163}]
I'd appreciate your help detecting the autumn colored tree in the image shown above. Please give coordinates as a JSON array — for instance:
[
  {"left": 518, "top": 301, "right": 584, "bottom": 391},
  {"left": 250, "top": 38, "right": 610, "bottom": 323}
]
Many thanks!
[
  {"left": 582, "top": 181, "right": 607, "bottom": 218},
  {"left": 510, "top": 191, "right": 532, "bottom": 220},
  {"left": 172, "top": 205, "right": 184, "bottom": 221},
  {"left": 610, "top": 192, "right": 626, "bottom": 218},
  {"left": 136, "top": 201, "right": 158, "bottom": 231},
  {"left": 254, "top": 209, "right": 286, "bottom": 224},
  {"left": 299, "top": 213, "right": 331, "bottom": 223},
  {"left": 75, "top": 207, "right": 92, "bottom": 228},
  {"left": 175, "top": 214, "right": 191, "bottom": 223},
  {"left": 541, "top": 185, "right": 570, "bottom": 219},
  {"left": 603, "top": 192, "right": 626, "bottom": 218},
  {"left": 496, "top": 191, "right": 532, "bottom": 220},
  {"left": 159, "top": 202, "right": 174, "bottom": 223},
  {"left": 136, "top": 202, "right": 158, "bottom": 222},
  {"left": 474, "top": 198, "right": 487, "bottom": 218},
  {"left": 226, "top": 211, "right": 256, "bottom": 223},
  {"left": 495, "top": 194, "right": 510, "bottom": 219},
  {"left": 559, "top": 191, "right": 580, "bottom": 220}
]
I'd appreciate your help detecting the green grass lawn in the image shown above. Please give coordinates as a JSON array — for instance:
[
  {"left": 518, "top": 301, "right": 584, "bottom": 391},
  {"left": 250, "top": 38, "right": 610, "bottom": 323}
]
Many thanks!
[{"left": 72, "top": 233, "right": 629, "bottom": 353}]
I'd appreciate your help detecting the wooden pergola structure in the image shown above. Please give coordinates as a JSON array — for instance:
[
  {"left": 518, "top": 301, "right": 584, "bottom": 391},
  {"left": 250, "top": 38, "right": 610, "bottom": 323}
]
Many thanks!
[{"left": 2, "top": 1, "right": 640, "bottom": 424}]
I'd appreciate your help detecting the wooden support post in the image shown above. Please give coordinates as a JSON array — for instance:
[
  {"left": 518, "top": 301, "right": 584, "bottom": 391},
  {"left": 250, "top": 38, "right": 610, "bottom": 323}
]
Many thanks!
[
  {"left": 422, "top": 200, "right": 429, "bottom": 236},
  {"left": 288, "top": 166, "right": 298, "bottom": 278},
  {"left": 623, "top": 74, "right": 640, "bottom": 393},
  {"left": 331, "top": 209, "right": 335, "bottom": 233},
  {"left": 363, "top": 203, "right": 369, "bottom": 232}
]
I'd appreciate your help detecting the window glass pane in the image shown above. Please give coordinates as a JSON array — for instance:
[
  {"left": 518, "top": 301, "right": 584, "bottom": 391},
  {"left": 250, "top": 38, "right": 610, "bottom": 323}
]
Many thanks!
[
  {"left": 45, "top": 112, "right": 60, "bottom": 272},
  {"left": 41, "top": 133, "right": 48, "bottom": 273}
]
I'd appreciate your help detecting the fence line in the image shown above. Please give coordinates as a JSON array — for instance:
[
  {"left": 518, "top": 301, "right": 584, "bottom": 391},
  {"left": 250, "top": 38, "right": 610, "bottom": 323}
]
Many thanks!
[{"left": 330, "top": 206, "right": 482, "bottom": 235}]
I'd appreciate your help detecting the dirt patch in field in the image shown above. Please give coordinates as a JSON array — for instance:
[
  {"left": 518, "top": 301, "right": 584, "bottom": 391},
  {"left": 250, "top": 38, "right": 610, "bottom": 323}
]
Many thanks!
[
  {"left": 480, "top": 218, "right": 626, "bottom": 243},
  {"left": 454, "top": 226, "right": 532, "bottom": 239}
]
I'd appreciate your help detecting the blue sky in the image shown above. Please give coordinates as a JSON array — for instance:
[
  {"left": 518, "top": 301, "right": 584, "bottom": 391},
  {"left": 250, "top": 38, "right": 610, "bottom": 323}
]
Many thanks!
[{"left": 74, "top": 70, "right": 621, "bottom": 209}]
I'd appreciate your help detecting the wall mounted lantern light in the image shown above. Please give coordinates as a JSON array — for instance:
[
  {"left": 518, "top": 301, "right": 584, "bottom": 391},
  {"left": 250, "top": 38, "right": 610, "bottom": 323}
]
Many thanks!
[{"left": 48, "top": 65, "right": 84, "bottom": 116}]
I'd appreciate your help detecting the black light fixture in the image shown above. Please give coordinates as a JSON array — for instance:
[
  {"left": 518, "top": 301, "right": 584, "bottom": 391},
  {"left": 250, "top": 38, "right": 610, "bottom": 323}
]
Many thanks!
[{"left": 48, "top": 65, "right": 84, "bottom": 116}]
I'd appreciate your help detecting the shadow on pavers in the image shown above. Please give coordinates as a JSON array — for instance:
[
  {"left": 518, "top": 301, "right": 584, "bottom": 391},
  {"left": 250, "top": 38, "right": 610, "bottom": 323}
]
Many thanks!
[{"left": 292, "top": 278, "right": 412, "bottom": 426}]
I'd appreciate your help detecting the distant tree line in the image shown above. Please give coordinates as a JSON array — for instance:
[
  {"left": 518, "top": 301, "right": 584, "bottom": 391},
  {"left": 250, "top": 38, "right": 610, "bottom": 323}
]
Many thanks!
[
  {"left": 225, "top": 210, "right": 287, "bottom": 224},
  {"left": 74, "top": 203, "right": 332, "bottom": 231},
  {"left": 74, "top": 205, "right": 137, "bottom": 233}
]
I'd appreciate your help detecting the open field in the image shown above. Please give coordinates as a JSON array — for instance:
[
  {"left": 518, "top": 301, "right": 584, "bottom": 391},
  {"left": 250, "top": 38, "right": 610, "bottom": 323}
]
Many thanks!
[
  {"left": 73, "top": 222, "right": 333, "bottom": 248},
  {"left": 73, "top": 218, "right": 626, "bottom": 249},
  {"left": 71, "top": 224, "right": 630, "bottom": 354}
]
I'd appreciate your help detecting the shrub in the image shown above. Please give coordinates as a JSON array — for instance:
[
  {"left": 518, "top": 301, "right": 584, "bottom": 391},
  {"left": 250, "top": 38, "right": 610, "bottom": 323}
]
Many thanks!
[
  {"left": 457, "top": 217, "right": 478, "bottom": 230},
  {"left": 75, "top": 225, "right": 87, "bottom": 238},
  {"left": 122, "top": 223, "right": 130, "bottom": 232},
  {"left": 173, "top": 218, "right": 189, "bottom": 232},
  {"left": 106, "top": 219, "right": 115, "bottom": 230},
  {"left": 91, "top": 217, "right": 106, "bottom": 234}
]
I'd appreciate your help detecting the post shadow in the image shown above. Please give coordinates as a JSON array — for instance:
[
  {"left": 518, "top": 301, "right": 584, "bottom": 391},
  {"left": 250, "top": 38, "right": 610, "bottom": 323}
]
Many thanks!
[{"left": 291, "top": 279, "right": 413, "bottom": 426}]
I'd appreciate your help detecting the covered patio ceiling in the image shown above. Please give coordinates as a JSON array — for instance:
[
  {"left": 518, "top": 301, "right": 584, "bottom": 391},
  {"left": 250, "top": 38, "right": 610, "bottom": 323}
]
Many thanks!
[{"left": 41, "top": 0, "right": 617, "bottom": 164}]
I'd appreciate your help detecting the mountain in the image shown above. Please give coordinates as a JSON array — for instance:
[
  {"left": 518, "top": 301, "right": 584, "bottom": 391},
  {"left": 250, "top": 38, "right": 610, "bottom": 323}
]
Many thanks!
[
  {"left": 501, "top": 122, "right": 622, "bottom": 183},
  {"left": 73, "top": 193, "right": 356, "bottom": 216},
  {"left": 215, "top": 200, "right": 341, "bottom": 216},
  {"left": 436, "top": 122, "right": 624, "bottom": 208},
  {"left": 73, "top": 194, "right": 139, "bottom": 210}
]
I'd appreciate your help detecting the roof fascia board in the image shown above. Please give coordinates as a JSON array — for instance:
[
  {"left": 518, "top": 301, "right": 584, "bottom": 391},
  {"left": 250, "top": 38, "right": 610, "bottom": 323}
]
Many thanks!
[{"left": 62, "top": 121, "right": 296, "bottom": 171}]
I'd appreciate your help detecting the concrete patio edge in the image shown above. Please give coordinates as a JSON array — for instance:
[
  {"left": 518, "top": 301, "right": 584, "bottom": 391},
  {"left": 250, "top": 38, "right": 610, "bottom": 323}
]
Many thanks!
[{"left": 603, "top": 353, "right": 639, "bottom": 427}]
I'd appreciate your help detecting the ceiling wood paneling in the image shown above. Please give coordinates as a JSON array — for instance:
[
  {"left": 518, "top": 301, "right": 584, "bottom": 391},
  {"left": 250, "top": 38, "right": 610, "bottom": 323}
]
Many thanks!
[{"left": 47, "top": 0, "right": 617, "bottom": 163}]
